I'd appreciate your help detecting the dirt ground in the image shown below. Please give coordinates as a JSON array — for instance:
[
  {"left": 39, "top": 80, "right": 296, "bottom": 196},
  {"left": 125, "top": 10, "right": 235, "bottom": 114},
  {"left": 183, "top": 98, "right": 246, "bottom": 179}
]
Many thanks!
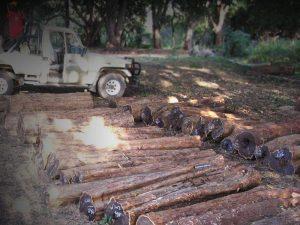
[{"left": 0, "top": 56, "right": 299, "bottom": 225}]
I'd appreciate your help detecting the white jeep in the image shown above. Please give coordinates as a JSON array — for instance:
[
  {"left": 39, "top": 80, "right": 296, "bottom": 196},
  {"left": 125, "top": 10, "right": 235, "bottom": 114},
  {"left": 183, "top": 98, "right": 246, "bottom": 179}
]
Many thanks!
[{"left": 0, "top": 25, "right": 141, "bottom": 98}]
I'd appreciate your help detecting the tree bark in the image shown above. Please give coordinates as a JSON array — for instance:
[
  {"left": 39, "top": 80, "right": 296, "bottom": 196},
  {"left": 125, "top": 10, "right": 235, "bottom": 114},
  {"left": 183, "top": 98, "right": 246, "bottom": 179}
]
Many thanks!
[
  {"left": 152, "top": 26, "right": 161, "bottom": 49},
  {"left": 183, "top": 21, "right": 197, "bottom": 51},
  {"left": 102, "top": 165, "right": 261, "bottom": 224},
  {"left": 41, "top": 135, "right": 201, "bottom": 177},
  {"left": 8, "top": 92, "right": 94, "bottom": 113},
  {"left": 220, "top": 120, "right": 300, "bottom": 159},
  {"left": 60, "top": 150, "right": 217, "bottom": 184},
  {"left": 49, "top": 158, "right": 224, "bottom": 208},
  {"left": 251, "top": 207, "right": 300, "bottom": 225},
  {"left": 137, "top": 187, "right": 298, "bottom": 225},
  {"left": 80, "top": 155, "right": 226, "bottom": 220},
  {"left": 165, "top": 199, "right": 293, "bottom": 225}
]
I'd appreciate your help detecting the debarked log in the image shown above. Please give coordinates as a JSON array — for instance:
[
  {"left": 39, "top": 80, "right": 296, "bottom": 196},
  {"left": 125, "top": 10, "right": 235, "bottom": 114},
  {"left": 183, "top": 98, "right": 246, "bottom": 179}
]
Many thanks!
[{"left": 137, "top": 186, "right": 299, "bottom": 225}]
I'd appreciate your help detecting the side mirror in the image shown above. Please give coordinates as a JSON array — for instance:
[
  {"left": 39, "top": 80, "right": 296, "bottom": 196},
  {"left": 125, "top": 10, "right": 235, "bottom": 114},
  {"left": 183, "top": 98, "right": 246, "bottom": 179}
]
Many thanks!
[{"left": 81, "top": 47, "right": 87, "bottom": 57}]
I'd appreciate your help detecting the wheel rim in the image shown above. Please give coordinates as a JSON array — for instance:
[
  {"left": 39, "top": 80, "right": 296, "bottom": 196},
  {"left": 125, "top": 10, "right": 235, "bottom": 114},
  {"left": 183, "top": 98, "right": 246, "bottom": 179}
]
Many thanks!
[
  {"left": 105, "top": 79, "right": 121, "bottom": 96},
  {"left": 0, "top": 78, "right": 8, "bottom": 94}
]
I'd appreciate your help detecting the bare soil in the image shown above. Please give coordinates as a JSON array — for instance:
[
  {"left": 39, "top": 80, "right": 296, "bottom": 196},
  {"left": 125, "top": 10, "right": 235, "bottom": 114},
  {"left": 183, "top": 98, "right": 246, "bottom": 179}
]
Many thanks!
[{"left": 0, "top": 55, "right": 299, "bottom": 225}]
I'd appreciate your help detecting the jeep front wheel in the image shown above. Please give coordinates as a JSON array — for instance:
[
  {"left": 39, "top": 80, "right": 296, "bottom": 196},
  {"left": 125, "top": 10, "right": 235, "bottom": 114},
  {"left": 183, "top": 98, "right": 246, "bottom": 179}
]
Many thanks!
[
  {"left": 0, "top": 72, "right": 14, "bottom": 95},
  {"left": 97, "top": 73, "right": 126, "bottom": 99}
]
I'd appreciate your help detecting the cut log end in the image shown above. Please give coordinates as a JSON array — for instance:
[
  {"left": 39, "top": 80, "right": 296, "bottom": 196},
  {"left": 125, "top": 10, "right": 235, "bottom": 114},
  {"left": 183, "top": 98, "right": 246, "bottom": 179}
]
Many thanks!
[
  {"left": 234, "top": 132, "right": 256, "bottom": 160},
  {"left": 79, "top": 193, "right": 96, "bottom": 221},
  {"left": 268, "top": 148, "right": 295, "bottom": 175},
  {"left": 104, "top": 198, "right": 129, "bottom": 225},
  {"left": 141, "top": 106, "right": 153, "bottom": 125},
  {"left": 220, "top": 138, "right": 234, "bottom": 153}
]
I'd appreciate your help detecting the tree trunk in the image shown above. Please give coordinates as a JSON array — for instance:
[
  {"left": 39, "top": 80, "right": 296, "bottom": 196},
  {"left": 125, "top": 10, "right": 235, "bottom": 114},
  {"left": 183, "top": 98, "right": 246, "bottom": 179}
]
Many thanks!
[
  {"left": 8, "top": 92, "right": 94, "bottom": 113},
  {"left": 41, "top": 135, "right": 201, "bottom": 177},
  {"left": 15, "top": 109, "right": 134, "bottom": 143},
  {"left": 137, "top": 187, "right": 298, "bottom": 225},
  {"left": 59, "top": 150, "right": 217, "bottom": 184},
  {"left": 153, "top": 26, "right": 161, "bottom": 49},
  {"left": 102, "top": 165, "right": 261, "bottom": 224},
  {"left": 215, "top": 30, "right": 223, "bottom": 46},
  {"left": 183, "top": 21, "right": 197, "bottom": 51},
  {"left": 220, "top": 120, "right": 300, "bottom": 159},
  {"left": 49, "top": 159, "right": 224, "bottom": 208},
  {"left": 251, "top": 207, "right": 300, "bottom": 225},
  {"left": 80, "top": 155, "right": 226, "bottom": 220}
]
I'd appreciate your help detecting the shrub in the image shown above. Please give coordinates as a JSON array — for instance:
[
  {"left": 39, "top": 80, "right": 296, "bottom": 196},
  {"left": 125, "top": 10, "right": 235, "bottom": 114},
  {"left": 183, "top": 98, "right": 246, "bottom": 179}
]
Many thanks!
[
  {"left": 224, "top": 30, "right": 251, "bottom": 57},
  {"left": 249, "top": 39, "right": 300, "bottom": 64}
]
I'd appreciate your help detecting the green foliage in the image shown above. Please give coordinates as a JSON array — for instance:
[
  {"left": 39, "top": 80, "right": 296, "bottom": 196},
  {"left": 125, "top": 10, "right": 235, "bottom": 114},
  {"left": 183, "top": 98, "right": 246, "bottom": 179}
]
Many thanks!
[
  {"left": 249, "top": 39, "right": 300, "bottom": 64},
  {"left": 99, "top": 215, "right": 113, "bottom": 225},
  {"left": 224, "top": 30, "right": 251, "bottom": 57}
]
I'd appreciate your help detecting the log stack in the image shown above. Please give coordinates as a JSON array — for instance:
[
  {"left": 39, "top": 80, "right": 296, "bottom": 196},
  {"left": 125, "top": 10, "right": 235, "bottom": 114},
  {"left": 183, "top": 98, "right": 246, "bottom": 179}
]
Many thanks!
[
  {"left": 137, "top": 186, "right": 299, "bottom": 225},
  {"left": 5, "top": 93, "right": 299, "bottom": 224}
]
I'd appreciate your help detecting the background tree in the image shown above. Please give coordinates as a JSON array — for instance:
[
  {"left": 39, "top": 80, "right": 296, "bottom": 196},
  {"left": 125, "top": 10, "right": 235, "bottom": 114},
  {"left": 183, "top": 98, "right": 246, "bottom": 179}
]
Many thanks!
[
  {"left": 231, "top": 0, "right": 300, "bottom": 39},
  {"left": 174, "top": 0, "right": 207, "bottom": 50},
  {"left": 150, "top": 0, "right": 170, "bottom": 49},
  {"left": 102, "top": 0, "right": 147, "bottom": 49},
  {"left": 206, "top": 0, "right": 233, "bottom": 46}
]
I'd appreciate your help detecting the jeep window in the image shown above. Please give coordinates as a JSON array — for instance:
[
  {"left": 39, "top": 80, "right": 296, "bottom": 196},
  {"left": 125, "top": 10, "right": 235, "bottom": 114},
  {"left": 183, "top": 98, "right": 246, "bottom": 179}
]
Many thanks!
[
  {"left": 50, "top": 31, "right": 65, "bottom": 64},
  {"left": 66, "top": 33, "right": 83, "bottom": 54},
  {"left": 50, "top": 32, "right": 64, "bottom": 50}
]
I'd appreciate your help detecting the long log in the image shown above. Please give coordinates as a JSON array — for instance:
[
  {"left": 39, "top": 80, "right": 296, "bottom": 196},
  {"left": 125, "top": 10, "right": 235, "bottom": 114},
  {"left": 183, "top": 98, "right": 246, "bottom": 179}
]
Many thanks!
[
  {"left": 264, "top": 134, "right": 300, "bottom": 153},
  {"left": 9, "top": 92, "right": 94, "bottom": 113},
  {"left": 48, "top": 159, "right": 223, "bottom": 208},
  {"left": 59, "top": 150, "right": 217, "bottom": 184},
  {"left": 25, "top": 126, "right": 167, "bottom": 144},
  {"left": 80, "top": 156, "right": 226, "bottom": 220},
  {"left": 137, "top": 186, "right": 299, "bottom": 225},
  {"left": 165, "top": 199, "right": 294, "bottom": 225},
  {"left": 251, "top": 207, "right": 300, "bottom": 225},
  {"left": 103, "top": 165, "right": 261, "bottom": 224},
  {"left": 220, "top": 120, "right": 300, "bottom": 159},
  {"left": 41, "top": 134, "right": 201, "bottom": 177}
]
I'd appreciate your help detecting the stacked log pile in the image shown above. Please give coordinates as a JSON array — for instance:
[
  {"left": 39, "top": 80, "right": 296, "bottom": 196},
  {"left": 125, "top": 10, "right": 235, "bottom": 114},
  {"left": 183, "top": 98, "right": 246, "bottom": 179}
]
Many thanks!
[{"left": 3, "top": 93, "right": 300, "bottom": 224}]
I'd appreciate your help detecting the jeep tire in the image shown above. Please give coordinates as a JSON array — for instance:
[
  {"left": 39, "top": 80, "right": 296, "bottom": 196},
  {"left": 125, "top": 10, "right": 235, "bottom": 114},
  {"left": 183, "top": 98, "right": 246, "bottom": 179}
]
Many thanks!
[
  {"left": 97, "top": 73, "right": 126, "bottom": 99},
  {"left": 0, "top": 72, "right": 14, "bottom": 95}
]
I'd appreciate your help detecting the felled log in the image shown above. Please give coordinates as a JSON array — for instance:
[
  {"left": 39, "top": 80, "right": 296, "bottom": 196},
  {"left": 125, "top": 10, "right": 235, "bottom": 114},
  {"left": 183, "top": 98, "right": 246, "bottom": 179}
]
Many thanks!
[
  {"left": 25, "top": 125, "right": 166, "bottom": 145},
  {"left": 251, "top": 207, "right": 300, "bottom": 225},
  {"left": 49, "top": 160, "right": 221, "bottom": 208},
  {"left": 9, "top": 92, "right": 94, "bottom": 113},
  {"left": 253, "top": 135, "right": 300, "bottom": 174},
  {"left": 80, "top": 155, "right": 226, "bottom": 220},
  {"left": 180, "top": 116, "right": 200, "bottom": 135},
  {"left": 137, "top": 186, "right": 299, "bottom": 225},
  {"left": 102, "top": 165, "right": 261, "bottom": 224},
  {"left": 60, "top": 150, "right": 217, "bottom": 184},
  {"left": 18, "top": 110, "right": 134, "bottom": 142},
  {"left": 220, "top": 120, "right": 300, "bottom": 159},
  {"left": 202, "top": 118, "right": 235, "bottom": 142},
  {"left": 41, "top": 134, "right": 201, "bottom": 177},
  {"left": 248, "top": 64, "right": 295, "bottom": 76}
]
